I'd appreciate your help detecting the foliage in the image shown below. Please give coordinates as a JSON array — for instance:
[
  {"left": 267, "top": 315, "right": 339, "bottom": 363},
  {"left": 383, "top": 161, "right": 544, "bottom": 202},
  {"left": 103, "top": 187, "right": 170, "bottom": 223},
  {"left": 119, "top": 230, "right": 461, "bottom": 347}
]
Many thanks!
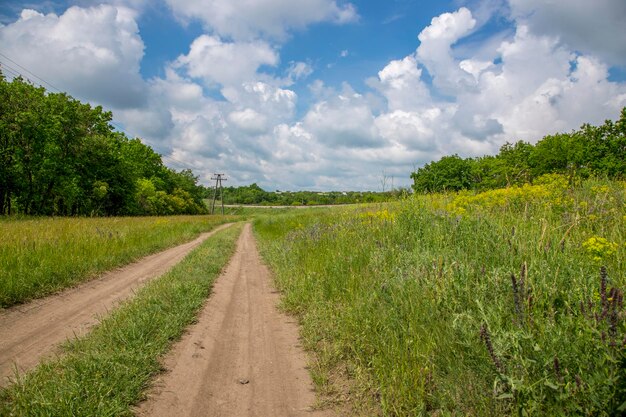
[
  {"left": 0, "top": 224, "right": 242, "bottom": 416},
  {"left": 255, "top": 177, "right": 625, "bottom": 415},
  {"left": 217, "top": 183, "right": 406, "bottom": 206},
  {"left": 410, "top": 154, "right": 474, "bottom": 193},
  {"left": 0, "top": 73, "right": 206, "bottom": 216},
  {"left": 411, "top": 108, "right": 626, "bottom": 193}
]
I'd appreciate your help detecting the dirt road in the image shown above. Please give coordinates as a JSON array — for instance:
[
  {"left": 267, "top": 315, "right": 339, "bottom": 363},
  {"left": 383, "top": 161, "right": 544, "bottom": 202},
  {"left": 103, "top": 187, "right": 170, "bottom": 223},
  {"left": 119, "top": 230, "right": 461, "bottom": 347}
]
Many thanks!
[
  {"left": 136, "top": 223, "right": 333, "bottom": 417},
  {"left": 0, "top": 223, "right": 233, "bottom": 386}
]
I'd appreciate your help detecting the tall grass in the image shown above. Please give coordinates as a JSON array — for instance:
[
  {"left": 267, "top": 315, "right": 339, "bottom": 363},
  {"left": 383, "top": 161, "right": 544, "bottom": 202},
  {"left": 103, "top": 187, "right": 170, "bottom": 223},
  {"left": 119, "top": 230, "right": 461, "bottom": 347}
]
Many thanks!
[
  {"left": 0, "top": 223, "right": 242, "bottom": 416},
  {"left": 0, "top": 215, "right": 236, "bottom": 307},
  {"left": 255, "top": 177, "right": 625, "bottom": 415}
]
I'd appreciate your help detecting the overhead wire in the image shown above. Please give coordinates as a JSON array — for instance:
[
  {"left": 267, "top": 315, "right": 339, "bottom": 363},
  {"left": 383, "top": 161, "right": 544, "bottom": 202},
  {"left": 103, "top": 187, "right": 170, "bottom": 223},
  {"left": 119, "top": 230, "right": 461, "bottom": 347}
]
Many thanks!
[
  {"left": 0, "top": 65, "right": 21, "bottom": 79},
  {"left": 0, "top": 60, "right": 28, "bottom": 80},
  {"left": 0, "top": 52, "right": 62, "bottom": 92},
  {"left": 162, "top": 154, "right": 195, "bottom": 167},
  {"left": 0, "top": 51, "right": 204, "bottom": 172}
]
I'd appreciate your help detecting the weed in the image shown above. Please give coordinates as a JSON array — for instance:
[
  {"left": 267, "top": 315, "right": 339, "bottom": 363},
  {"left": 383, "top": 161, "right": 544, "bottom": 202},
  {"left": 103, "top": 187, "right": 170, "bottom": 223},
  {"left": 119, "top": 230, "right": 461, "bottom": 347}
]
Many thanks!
[{"left": 255, "top": 177, "right": 624, "bottom": 415}]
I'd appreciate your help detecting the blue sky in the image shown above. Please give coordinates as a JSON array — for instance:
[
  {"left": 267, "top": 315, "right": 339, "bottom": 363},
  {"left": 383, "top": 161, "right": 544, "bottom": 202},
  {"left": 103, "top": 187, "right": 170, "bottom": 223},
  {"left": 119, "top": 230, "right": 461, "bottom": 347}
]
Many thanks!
[{"left": 1, "top": 0, "right": 625, "bottom": 190}]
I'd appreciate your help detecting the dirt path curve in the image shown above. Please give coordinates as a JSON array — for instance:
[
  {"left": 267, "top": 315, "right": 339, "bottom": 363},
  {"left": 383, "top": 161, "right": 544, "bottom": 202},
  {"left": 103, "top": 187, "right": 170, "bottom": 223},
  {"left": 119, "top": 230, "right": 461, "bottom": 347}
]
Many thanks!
[
  {"left": 0, "top": 223, "right": 234, "bottom": 386},
  {"left": 136, "top": 223, "right": 333, "bottom": 417}
]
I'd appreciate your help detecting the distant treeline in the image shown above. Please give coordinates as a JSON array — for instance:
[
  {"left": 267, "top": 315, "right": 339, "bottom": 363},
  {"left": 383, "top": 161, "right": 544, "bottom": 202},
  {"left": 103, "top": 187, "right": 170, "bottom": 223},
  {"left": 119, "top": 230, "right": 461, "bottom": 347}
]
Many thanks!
[
  {"left": 216, "top": 183, "right": 403, "bottom": 206},
  {"left": 0, "top": 74, "right": 207, "bottom": 216},
  {"left": 411, "top": 108, "right": 626, "bottom": 193}
]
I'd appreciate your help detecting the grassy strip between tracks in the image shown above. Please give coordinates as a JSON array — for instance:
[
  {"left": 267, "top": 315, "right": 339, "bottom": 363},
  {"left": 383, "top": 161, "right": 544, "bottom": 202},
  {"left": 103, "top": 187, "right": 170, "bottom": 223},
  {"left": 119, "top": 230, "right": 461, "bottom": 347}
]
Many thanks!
[
  {"left": 0, "top": 215, "right": 237, "bottom": 308},
  {"left": 0, "top": 222, "right": 243, "bottom": 416}
]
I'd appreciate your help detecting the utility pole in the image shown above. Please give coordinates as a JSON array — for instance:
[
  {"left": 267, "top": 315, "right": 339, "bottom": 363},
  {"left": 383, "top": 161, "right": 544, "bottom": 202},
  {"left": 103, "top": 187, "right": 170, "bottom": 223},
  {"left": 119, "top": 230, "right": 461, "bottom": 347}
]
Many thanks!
[{"left": 210, "top": 173, "right": 227, "bottom": 215}]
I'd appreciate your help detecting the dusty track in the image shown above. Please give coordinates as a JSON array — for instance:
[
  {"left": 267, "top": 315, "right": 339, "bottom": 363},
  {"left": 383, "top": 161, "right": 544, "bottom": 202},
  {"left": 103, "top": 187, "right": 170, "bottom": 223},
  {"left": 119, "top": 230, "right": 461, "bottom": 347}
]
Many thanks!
[
  {"left": 0, "top": 223, "right": 233, "bottom": 386},
  {"left": 136, "top": 223, "right": 332, "bottom": 417}
]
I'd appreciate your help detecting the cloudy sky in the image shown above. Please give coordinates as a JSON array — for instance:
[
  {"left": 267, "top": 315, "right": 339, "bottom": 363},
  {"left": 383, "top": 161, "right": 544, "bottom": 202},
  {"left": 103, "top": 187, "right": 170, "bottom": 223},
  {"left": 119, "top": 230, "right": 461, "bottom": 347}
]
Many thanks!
[{"left": 1, "top": 0, "right": 625, "bottom": 190}]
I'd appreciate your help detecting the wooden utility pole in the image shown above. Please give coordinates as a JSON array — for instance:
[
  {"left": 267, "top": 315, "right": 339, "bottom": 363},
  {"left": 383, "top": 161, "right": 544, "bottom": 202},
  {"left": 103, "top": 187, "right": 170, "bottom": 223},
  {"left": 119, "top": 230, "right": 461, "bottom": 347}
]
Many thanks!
[{"left": 210, "top": 173, "right": 227, "bottom": 215}]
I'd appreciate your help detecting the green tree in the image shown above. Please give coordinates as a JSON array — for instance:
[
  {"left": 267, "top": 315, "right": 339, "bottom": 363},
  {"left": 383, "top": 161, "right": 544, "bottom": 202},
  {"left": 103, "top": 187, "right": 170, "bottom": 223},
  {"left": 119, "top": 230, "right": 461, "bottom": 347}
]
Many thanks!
[
  {"left": 135, "top": 178, "right": 157, "bottom": 214},
  {"left": 0, "top": 72, "right": 210, "bottom": 216},
  {"left": 496, "top": 141, "right": 533, "bottom": 185},
  {"left": 584, "top": 108, "right": 626, "bottom": 178},
  {"left": 411, "top": 154, "right": 474, "bottom": 193}
]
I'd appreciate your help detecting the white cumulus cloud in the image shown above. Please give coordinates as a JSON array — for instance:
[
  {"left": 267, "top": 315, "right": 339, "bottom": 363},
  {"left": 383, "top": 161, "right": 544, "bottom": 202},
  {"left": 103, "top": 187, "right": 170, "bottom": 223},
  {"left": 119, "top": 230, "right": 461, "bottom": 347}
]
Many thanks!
[
  {"left": 371, "top": 55, "right": 431, "bottom": 111},
  {"left": 303, "top": 86, "right": 382, "bottom": 149},
  {"left": 174, "top": 35, "right": 278, "bottom": 88},
  {"left": 509, "top": 0, "right": 626, "bottom": 66},
  {"left": 375, "top": 110, "right": 440, "bottom": 152},
  {"left": 228, "top": 108, "right": 268, "bottom": 134},
  {"left": 0, "top": 5, "right": 146, "bottom": 108},
  {"left": 164, "top": 0, "right": 358, "bottom": 41},
  {"left": 416, "top": 7, "right": 477, "bottom": 93}
]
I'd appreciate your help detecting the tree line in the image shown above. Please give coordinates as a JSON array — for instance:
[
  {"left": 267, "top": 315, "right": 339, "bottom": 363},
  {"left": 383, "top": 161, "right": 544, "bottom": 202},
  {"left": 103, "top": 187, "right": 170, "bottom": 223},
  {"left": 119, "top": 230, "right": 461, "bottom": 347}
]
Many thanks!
[
  {"left": 0, "top": 73, "right": 207, "bottom": 216},
  {"left": 411, "top": 108, "right": 626, "bottom": 193},
  {"left": 218, "top": 183, "right": 403, "bottom": 206}
]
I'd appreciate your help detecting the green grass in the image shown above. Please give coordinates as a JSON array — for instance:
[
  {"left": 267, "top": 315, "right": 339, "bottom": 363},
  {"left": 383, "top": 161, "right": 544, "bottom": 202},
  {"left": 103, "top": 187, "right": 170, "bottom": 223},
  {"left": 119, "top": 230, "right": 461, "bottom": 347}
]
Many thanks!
[
  {"left": 255, "top": 178, "right": 625, "bottom": 416},
  {"left": 0, "top": 215, "right": 237, "bottom": 308},
  {"left": 0, "top": 222, "right": 243, "bottom": 416},
  {"left": 222, "top": 206, "right": 296, "bottom": 216}
]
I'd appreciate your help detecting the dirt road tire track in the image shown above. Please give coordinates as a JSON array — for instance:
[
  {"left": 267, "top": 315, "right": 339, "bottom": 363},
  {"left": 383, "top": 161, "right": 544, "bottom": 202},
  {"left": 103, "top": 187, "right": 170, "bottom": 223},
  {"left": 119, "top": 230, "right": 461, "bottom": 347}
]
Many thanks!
[
  {"left": 136, "top": 223, "right": 334, "bottom": 417},
  {"left": 0, "top": 223, "right": 234, "bottom": 386}
]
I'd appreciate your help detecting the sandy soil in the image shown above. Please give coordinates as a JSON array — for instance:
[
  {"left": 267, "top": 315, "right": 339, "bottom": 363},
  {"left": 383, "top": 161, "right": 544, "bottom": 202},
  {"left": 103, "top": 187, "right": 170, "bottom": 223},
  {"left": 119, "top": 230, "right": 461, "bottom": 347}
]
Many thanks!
[
  {"left": 0, "top": 223, "right": 233, "bottom": 386},
  {"left": 136, "top": 223, "right": 333, "bottom": 417}
]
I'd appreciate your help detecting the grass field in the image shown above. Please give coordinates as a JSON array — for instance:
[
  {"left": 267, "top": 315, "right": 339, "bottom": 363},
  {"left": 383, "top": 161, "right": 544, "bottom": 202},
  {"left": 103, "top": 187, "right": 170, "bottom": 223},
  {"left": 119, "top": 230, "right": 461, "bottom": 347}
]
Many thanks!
[
  {"left": 255, "top": 175, "right": 625, "bottom": 415},
  {"left": 1, "top": 176, "right": 624, "bottom": 415},
  {"left": 0, "top": 223, "right": 243, "bottom": 416},
  {"left": 0, "top": 215, "right": 236, "bottom": 308}
]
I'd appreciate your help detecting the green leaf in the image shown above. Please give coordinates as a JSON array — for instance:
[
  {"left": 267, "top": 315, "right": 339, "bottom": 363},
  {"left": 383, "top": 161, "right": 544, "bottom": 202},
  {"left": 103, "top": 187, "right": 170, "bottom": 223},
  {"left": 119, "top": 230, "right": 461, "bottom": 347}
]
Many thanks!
[{"left": 544, "top": 381, "right": 559, "bottom": 390}]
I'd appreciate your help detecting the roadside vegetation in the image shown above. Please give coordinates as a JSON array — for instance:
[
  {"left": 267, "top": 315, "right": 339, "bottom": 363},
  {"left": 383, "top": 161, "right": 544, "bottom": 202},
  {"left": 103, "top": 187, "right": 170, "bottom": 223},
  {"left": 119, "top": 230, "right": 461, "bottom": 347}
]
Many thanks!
[
  {"left": 255, "top": 175, "right": 625, "bottom": 415},
  {"left": 0, "top": 223, "right": 242, "bottom": 416},
  {"left": 0, "top": 215, "right": 235, "bottom": 308}
]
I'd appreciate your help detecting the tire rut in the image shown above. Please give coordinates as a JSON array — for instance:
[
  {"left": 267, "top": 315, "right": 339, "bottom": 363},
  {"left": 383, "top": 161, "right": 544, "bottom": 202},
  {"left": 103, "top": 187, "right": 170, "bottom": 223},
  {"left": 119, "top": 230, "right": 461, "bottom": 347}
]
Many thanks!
[
  {"left": 0, "top": 223, "right": 234, "bottom": 386},
  {"left": 136, "top": 223, "right": 333, "bottom": 417}
]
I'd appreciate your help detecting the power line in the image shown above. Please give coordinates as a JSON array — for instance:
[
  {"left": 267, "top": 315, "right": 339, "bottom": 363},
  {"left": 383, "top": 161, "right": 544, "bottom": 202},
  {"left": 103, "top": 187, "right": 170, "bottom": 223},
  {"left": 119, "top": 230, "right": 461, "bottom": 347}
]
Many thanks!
[
  {"left": 0, "top": 52, "right": 63, "bottom": 92},
  {"left": 162, "top": 154, "right": 194, "bottom": 166},
  {"left": 0, "top": 52, "right": 206, "bottom": 173},
  {"left": 0, "top": 64, "right": 21, "bottom": 79},
  {"left": 0, "top": 61, "right": 30, "bottom": 81},
  {"left": 0, "top": 56, "right": 139, "bottom": 144},
  {"left": 0, "top": 56, "right": 140, "bottom": 150}
]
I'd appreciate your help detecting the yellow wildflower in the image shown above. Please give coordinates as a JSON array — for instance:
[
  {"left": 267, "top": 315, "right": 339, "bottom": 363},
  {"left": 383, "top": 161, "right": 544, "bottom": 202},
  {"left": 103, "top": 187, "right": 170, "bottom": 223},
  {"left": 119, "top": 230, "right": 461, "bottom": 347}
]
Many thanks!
[{"left": 582, "top": 237, "right": 618, "bottom": 262}]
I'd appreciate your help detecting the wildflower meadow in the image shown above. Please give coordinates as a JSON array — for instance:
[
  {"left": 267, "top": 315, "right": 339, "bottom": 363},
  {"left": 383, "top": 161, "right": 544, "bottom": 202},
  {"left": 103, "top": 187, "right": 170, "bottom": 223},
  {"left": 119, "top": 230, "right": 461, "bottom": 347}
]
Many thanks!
[{"left": 255, "top": 175, "right": 625, "bottom": 415}]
